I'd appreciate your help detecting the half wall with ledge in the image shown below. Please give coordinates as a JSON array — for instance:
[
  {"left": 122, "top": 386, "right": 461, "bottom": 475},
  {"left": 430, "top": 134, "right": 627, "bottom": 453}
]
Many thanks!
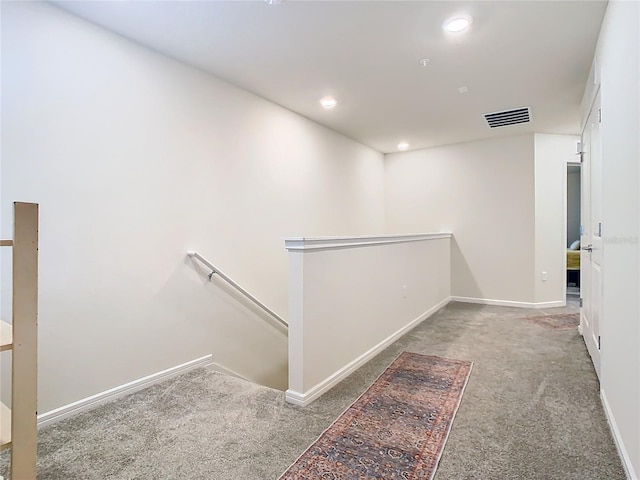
[{"left": 285, "top": 232, "right": 452, "bottom": 406}]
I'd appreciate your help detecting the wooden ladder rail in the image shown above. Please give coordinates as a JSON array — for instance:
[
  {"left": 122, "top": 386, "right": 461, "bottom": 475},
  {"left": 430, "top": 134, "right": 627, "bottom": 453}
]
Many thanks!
[{"left": 0, "top": 202, "right": 39, "bottom": 480}]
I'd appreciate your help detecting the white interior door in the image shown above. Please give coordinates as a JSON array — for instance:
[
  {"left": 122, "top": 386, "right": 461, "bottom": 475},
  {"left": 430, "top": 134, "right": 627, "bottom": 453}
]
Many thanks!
[{"left": 580, "top": 89, "right": 602, "bottom": 378}]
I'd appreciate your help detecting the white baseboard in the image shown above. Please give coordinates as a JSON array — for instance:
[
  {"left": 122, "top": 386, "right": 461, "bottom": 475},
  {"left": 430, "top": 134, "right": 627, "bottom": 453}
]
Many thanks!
[
  {"left": 210, "top": 361, "right": 251, "bottom": 383},
  {"left": 286, "top": 296, "right": 451, "bottom": 406},
  {"left": 532, "top": 300, "right": 566, "bottom": 309},
  {"left": 37, "top": 354, "right": 213, "bottom": 428},
  {"left": 601, "top": 389, "right": 638, "bottom": 480},
  {"left": 450, "top": 296, "right": 565, "bottom": 309}
]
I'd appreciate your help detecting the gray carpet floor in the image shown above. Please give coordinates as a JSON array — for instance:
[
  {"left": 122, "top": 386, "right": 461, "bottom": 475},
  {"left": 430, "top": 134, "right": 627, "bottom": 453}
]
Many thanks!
[{"left": 0, "top": 299, "right": 627, "bottom": 479}]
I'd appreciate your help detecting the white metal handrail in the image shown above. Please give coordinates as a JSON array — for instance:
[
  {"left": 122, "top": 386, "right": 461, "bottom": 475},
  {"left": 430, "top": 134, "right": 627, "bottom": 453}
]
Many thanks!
[{"left": 187, "top": 251, "right": 288, "bottom": 329}]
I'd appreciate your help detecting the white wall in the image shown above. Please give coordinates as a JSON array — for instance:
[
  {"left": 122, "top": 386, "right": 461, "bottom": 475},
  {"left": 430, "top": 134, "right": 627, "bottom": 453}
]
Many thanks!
[
  {"left": 0, "top": 2, "right": 385, "bottom": 412},
  {"left": 385, "top": 134, "right": 537, "bottom": 305},
  {"left": 533, "top": 134, "right": 579, "bottom": 304},
  {"left": 567, "top": 167, "right": 581, "bottom": 247},
  {"left": 584, "top": 1, "right": 640, "bottom": 476},
  {"left": 286, "top": 234, "right": 451, "bottom": 405}
]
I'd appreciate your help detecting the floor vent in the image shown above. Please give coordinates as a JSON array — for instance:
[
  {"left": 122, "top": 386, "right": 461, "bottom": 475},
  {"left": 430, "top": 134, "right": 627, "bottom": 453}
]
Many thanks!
[{"left": 484, "top": 107, "right": 531, "bottom": 128}]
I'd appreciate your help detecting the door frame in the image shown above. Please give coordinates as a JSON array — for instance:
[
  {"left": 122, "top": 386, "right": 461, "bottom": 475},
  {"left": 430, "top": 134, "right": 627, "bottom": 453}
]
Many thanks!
[{"left": 579, "top": 86, "right": 602, "bottom": 378}]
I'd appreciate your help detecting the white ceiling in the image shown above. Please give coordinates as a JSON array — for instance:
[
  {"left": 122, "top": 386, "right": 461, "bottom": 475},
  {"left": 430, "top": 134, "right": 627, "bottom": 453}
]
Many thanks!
[{"left": 52, "top": 1, "right": 607, "bottom": 153}]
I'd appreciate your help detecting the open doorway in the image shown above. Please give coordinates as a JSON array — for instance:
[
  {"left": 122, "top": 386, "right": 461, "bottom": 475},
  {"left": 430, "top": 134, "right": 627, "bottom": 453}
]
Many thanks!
[{"left": 566, "top": 163, "right": 581, "bottom": 299}]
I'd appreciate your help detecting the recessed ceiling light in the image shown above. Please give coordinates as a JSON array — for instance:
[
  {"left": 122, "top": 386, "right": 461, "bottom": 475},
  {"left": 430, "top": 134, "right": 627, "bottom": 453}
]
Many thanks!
[
  {"left": 397, "top": 142, "right": 410, "bottom": 151},
  {"left": 458, "top": 86, "right": 469, "bottom": 94},
  {"left": 265, "top": 0, "right": 282, "bottom": 4},
  {"left": 320, "top": 97, "right": 337, "bottom": 109},
  {"left": 420, "top": 58, "right": 431, "bottom": 67},
  {"left": 443, "top": 15, "right": 473, "bottom": 33}
]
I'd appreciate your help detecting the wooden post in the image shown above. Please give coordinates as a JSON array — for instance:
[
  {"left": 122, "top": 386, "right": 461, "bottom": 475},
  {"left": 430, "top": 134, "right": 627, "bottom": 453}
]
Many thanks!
[{"left": 11, "top": 202, "right": 38, "bottom": 479}]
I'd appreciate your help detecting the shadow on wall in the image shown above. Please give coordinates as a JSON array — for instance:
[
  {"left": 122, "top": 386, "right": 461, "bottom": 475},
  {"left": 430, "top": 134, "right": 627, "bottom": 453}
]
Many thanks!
[
  {"left": 450, "top": 236, "right": 482, "bottom": 299},
  {"left": 150, "top": 257, "right": 288, "bottom": 391},
  {"left": 202, "top": 274, "right": 289, "bottom": 391}
]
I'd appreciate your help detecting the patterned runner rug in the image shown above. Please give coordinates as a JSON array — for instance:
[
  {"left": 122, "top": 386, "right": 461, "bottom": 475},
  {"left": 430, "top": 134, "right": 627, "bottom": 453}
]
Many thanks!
[
  {"left": 279, "top": 352, "right": 473, "bottom": 480},
  {"left": 523, "top": 312, "right": 580, "bottom": 330}
]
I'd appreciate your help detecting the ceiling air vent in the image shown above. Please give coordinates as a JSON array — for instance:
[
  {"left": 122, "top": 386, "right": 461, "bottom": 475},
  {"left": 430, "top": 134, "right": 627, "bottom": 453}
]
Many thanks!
[{"left": 484, "top": 107, "right": 531, "bottom": 128}]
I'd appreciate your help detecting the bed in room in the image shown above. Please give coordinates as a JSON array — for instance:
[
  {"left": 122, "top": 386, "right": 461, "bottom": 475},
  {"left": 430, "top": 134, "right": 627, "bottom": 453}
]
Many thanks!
[{"left": 567, "top": 240, "right": 580, "bottom": 287}]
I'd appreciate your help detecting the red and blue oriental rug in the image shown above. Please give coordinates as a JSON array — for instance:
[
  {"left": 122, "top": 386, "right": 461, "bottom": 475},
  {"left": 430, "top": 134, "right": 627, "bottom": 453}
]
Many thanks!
[
  {"left": 279, "top": 352, "right": 473, "bottom": 480},
  {"left": 524, "top": 312, "right": 580, "bottom": 330}
]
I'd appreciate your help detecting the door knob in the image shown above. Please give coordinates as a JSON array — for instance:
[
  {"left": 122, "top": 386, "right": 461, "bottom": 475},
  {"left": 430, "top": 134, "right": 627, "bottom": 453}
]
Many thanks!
[{"left": 582, "top": 244, "right": 593, "bottom": 252}]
